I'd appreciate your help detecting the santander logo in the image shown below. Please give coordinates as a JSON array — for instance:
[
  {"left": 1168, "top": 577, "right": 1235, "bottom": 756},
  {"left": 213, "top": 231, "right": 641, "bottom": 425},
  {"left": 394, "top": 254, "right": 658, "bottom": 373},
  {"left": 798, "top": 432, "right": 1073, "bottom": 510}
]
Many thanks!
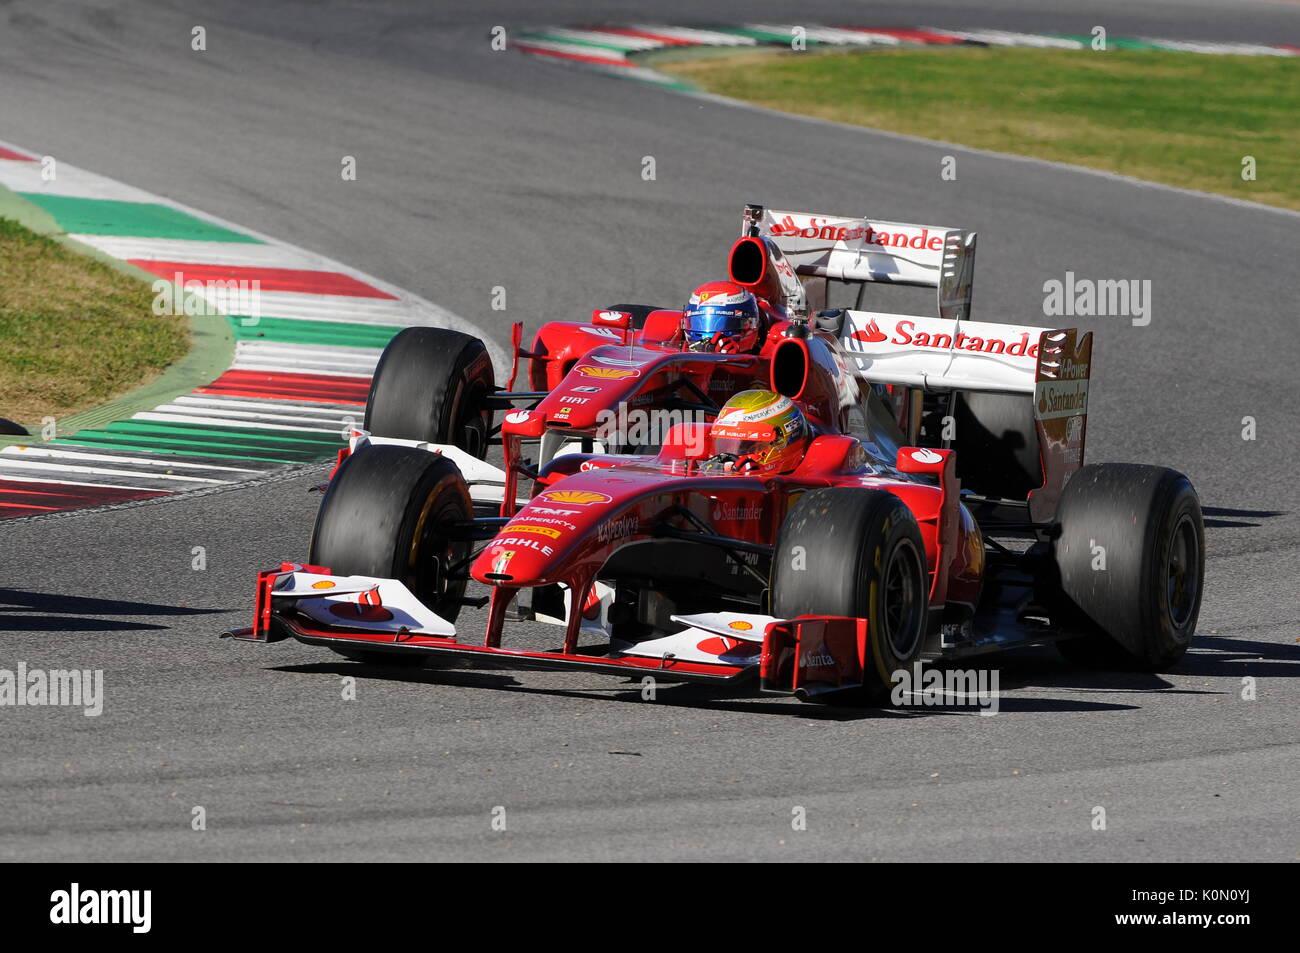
[
  {"left": 853, "top": 317, "right": 887, "bottom": 343},
  {"left": 769, "top": 214, "right": 945, "bottom": 251},
  {"left": 852, "top": 319, "right": 1040, "bottom": 358}
]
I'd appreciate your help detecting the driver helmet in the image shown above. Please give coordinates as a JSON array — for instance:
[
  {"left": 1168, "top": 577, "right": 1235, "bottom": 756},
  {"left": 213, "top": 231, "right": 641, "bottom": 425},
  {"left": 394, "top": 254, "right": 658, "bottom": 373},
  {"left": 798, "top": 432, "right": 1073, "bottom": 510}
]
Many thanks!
[
  {"left": 681, "top": 281, "right": 761, "bottom": 353},
  {"left": 709, "top": 389, "right": 809, "bottom": 473}
]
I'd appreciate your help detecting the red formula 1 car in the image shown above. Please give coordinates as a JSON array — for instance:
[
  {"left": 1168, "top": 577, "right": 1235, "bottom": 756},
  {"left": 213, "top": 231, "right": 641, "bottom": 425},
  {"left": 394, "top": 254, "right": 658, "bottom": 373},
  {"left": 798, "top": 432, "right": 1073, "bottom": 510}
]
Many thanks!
[
  {"left": 352, "top": 204, "right": 977, "bottom": 502},
  {"left": 225, "top": 208, "right": 1205, "bottom": 703}
]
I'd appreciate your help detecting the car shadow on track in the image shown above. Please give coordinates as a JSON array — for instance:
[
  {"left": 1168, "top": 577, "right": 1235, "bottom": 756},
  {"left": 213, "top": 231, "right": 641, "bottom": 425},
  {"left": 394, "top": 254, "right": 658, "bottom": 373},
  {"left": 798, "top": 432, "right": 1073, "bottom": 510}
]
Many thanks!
[
  {"left": 268, "top": 659, "right": 1140, "bottom": 720},
  {"left": 1201, "top": 505, "right": 1288, "bottom": 529},
  {"left": 960, "top": 635, "right": 1299, "bottom": 697},
  {"left": 0, "top": 587, "right": 224, "bottom": 633},
  {"left": 1177, "top": 634, "right": 1300, "bottom": 678}
]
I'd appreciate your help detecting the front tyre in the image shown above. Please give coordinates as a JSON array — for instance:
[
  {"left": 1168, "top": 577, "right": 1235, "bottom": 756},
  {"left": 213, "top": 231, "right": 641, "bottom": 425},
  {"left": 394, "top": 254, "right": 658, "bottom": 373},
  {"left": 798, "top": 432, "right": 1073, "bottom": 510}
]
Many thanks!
[
  {"left": 1052, "top": 463, "right": 1204, "bottom": 670},
  {"left": 364, "top": 327, "right": 495, "bottom": 457},
  {"left": 308, "top": 444, "right": 473, "bottom": 665},
  {"left": 771, "top": 488, "right": 929, "bottom": 702}
]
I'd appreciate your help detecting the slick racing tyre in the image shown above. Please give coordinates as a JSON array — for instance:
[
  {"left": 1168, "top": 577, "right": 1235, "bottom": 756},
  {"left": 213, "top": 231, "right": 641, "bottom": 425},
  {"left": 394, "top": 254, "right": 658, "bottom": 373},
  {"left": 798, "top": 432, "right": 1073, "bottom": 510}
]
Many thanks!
[
  {"left": 309, "top": 445, "right": 473, "bottom": 666},
  {"left": 1052, "top": 463, "right": 1204, "bottom": 670},
  {"left": 771, "top": 488, "right": 929, "bottom": 703},
  {"left": 951, "top": 392, "right": 1043, "bottom": 500},
  {"left": 364, "top": 327, "right": 495, "bottom": 458}
]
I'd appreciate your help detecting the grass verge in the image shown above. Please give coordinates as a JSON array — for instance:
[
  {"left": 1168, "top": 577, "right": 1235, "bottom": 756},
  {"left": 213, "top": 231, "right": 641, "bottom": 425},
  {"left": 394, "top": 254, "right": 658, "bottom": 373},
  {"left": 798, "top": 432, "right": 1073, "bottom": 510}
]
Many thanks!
[
  {"left": 0, "top": 216, "right": 189, "bottom": 427},
  {"left": 660, "top": 47, "right": 1300, "bottom": 211}
]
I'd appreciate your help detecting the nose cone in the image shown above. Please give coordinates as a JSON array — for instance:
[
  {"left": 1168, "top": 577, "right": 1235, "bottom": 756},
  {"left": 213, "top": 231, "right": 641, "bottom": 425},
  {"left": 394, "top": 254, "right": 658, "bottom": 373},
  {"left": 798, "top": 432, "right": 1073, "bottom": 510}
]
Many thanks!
[
  {"left": 534, "top": 366, "right": 642, "bottom": 430},
  {"left": 471, "top": 534, "right": 560, "bottom": 585},
  {"left": 470, "top": 487, "right": 616, "bottom": 586}
]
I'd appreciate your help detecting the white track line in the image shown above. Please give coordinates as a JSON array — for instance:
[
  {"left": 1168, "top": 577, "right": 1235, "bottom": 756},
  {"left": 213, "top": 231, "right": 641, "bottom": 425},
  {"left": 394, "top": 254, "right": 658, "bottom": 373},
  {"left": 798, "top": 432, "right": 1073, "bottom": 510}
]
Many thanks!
[
  {"left": 151, "top": 402, "right": 356, "bottom": 428},
  {"left": 130, "top": 411, "right": 344, "bottom": 434},
  {"left": 0, "top": 444, "right": 268, "bottom": 473}
]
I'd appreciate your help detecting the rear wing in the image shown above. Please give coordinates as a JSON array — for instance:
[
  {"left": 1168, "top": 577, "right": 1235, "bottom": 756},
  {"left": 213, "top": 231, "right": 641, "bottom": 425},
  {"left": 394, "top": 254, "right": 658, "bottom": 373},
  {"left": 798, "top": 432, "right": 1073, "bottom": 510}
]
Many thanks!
[
  {"left": 839, "top": 312, "right": 1041, "bottom": 393},
  {"left": 742, "top": 204, "right": 976, "bottom": 322},
  {"left": 836, "top": 309, "right": 1092, "bottom": 519}
]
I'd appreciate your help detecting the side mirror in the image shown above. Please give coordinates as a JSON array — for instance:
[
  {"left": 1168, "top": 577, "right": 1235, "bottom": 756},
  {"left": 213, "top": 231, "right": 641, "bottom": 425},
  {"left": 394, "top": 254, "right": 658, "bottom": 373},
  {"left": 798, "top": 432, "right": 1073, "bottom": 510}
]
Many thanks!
[
  {"left": 896, "top": 446, "right": 952, "bottom": 475},
  {"left": 591, "top": 309, "right": 632, "bottom": 332}
]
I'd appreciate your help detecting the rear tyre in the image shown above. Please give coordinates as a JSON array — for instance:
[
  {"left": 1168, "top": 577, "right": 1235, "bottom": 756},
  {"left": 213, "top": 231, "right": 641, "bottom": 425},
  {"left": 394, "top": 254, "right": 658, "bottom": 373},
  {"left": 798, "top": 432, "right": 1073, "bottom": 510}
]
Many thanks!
[
  {"left": 365, "top": 327, "right": 495, "bottom": 457},
  {"left": 308, "top": 445, "right": 473, "bottom": 665},
  {"left": 952, "top": 392, "right": 1042, "bottom": 500},
  {"left": 1052, "top": 463, "right": 1204, "bottom": 670},
  {"left": 771, "top": 488, "right": 929, "bottom": 703}
]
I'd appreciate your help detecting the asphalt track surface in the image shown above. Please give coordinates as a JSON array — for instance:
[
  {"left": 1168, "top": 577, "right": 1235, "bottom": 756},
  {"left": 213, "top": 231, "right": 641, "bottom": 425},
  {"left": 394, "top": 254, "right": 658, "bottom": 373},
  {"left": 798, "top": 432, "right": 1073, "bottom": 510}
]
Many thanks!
[{"left": 1, "top": 0, "right": 1298, "bottom": 862}]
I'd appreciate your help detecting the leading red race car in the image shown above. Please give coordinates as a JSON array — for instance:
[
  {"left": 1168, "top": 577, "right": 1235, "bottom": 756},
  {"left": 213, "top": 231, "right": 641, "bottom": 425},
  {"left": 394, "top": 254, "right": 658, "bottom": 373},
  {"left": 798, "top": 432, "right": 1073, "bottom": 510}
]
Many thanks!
[{"left": 224, "top": 207, "right": 1204, "bottom": 704}]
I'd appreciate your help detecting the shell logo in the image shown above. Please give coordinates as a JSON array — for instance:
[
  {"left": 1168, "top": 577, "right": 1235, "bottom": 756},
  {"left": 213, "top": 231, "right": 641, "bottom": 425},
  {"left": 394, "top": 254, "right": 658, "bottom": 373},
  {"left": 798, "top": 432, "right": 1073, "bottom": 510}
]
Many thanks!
[
  {"left": 541, "top": 490, "right": 612, "bottom": 505},
  {"left": 727, "top": 620, "right": 754, "bottom": 632},
  {"left": 577, "top": 366, "right": 639, "bottom": 380},
  {"left": 311, "top": 580, "right": 336, "bottom": 589}
]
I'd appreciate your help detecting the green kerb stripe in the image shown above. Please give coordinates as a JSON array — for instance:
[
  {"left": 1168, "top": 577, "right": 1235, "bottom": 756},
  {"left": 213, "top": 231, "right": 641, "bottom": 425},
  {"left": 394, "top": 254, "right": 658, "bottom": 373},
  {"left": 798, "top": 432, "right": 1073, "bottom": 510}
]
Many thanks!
[
  {"left": 1043, "top": 35, "right": 1165, "bottom": 51},
  {"left": 520, "top": 31, "right": 640, "bottom": 52},
  {"left": 226, "top": 315, "right": 401, "bottom": 348},
  {"left": 98, "top": 420, "right": 344, "bottom": 448},
  {"left": 55, "top": 434, "right": 324, "bottom": 464},
  {"left": 711, "top": 27, "right": 822, "bottom": 44},
  {"left": 16, "top": 194, "right": 261, "bottom": 242}
]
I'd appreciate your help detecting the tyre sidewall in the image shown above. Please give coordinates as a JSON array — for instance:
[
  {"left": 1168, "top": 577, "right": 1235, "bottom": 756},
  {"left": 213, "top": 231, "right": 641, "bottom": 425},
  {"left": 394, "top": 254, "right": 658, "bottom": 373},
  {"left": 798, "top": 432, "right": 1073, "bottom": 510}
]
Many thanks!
[
  {"left": 1053, "top": 464, "right": 1204, "bottom": 669},
  {"left": 365, "top": 327, "right": 495, "bottom": 455},
  {"left": 309, "top": 445, "right": 472, "bottom": 620}
]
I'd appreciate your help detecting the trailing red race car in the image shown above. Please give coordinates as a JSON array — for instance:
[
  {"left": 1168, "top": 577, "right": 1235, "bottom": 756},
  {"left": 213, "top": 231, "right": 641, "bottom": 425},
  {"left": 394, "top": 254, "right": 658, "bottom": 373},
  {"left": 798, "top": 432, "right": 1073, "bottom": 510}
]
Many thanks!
[
  {"left": 224, "top": 207, "right": 1205, "bottom": 703},
  {"left": 354, "top": 204, "right": 987, "bottom": 500}
]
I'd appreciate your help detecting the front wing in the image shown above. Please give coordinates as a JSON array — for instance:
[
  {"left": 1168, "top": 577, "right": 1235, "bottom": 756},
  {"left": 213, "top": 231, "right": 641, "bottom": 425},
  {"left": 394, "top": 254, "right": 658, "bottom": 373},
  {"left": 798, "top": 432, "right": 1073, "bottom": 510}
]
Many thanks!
[{"left": 224, "top": 565, "right": 873, "bottom": 695}]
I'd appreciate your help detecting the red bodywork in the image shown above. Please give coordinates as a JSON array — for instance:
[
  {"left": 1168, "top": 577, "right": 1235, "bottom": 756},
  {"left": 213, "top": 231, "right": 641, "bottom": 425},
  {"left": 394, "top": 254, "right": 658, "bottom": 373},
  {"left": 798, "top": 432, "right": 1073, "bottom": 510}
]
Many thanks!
[
  {"left": 232, "top": 227, "right": 1093, "bottom": 697},
  {"left": 517, "top": 235, "right": 800, "bottom": 435},
  {"left": 237, "top": 312, "right": 985, "bottom": 694}
]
